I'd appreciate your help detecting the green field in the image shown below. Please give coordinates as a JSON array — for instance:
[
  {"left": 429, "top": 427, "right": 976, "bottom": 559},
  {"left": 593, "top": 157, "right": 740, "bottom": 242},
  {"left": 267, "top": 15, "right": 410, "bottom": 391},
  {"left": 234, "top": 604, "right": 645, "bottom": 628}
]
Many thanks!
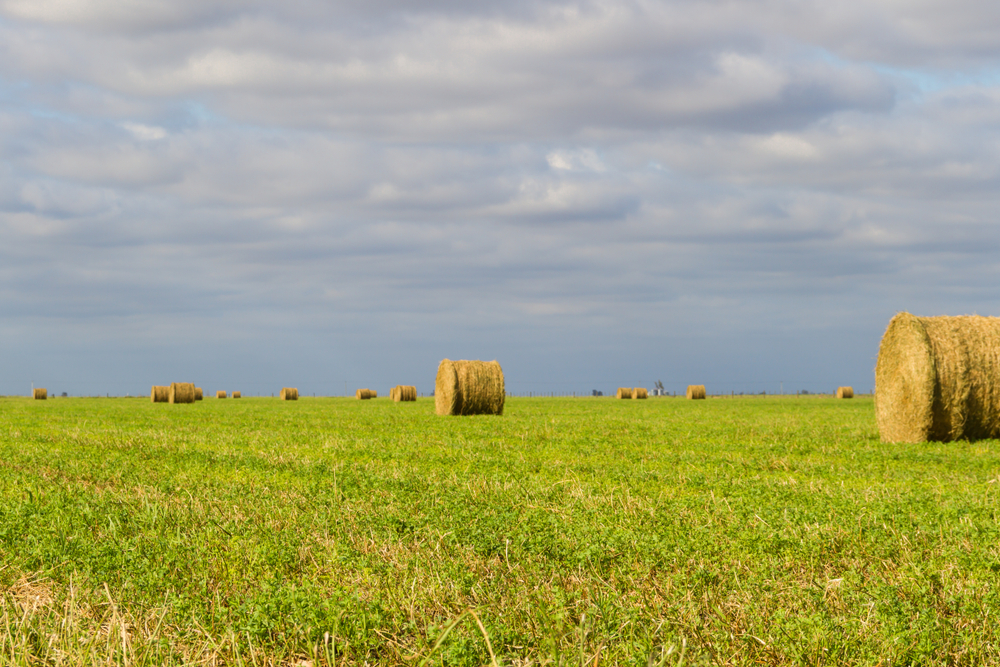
[{"left": 2, "top": 395, "right": 999, "bottom": 665}]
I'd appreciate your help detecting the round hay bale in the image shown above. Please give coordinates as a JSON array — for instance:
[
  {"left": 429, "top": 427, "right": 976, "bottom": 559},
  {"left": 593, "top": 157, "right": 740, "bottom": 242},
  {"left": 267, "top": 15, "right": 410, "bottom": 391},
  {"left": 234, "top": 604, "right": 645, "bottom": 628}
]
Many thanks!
[
  {"left": 836, "top": 386, "right": 854, "bottom": 399},
  {"left": 151, "top": 386, "right": 169, "bottom": 403},
  {"left": 217, "top": 390, "right": 227, "bottom": 399},
  {"left": 195, "top": 387, "right": 203, "bottom": 401},
  {"left": 435, "top": 359, "right": 505, "bottom": 416},
  {"left": 232, "top": 391, "right": 241, "bottom": 398},
  {"left": 686, "top": 385, "right": 706, "bottom": 400},
  {"left": 169, "top": 382, "right": 196, "bottom": 404},
  {"left": 280, "top": 387, "right": 299, "bottom": 401},
  {"left": 616, "top": 387, "right": 633, "bottom": 399},
  {"left": 875, "top": 312, "right": 1000, "bottom": 442},
  {"left": 33, "top": 388, "right": 47, "bottom": 400},
  {"left": 392, "top": 385, "right": 416, "bottom": 402},
  {"left": 634, "top": 387, "right": 648, "bottom": 399},
  {"left": 356, "top": 388, "right": 372, "bottom": 400}
]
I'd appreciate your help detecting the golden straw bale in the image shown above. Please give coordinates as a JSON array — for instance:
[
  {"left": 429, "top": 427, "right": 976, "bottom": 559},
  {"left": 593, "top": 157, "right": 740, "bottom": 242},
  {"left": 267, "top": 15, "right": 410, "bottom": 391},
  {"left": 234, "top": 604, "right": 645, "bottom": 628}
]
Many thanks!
[
  {"left": 616, "top": 387, "right": 633, "bottom": 399},
  {"left": 356, "top": 388, "right": 372, "bottom": 400},
  {"left": 435, "top": 359, "right": 505, "bottom": 416},
  {"left": 280, "top": 387, "right": 298, "bottom": 401},
  {"left": 33, "top": 388, "right": 47, "bottom": 400},
  {"left": 876, "top": 312, "right": 1000, "bottom": 442},
  {"left": 633, "top": 387, "right": 648, "bottom": 399},
  {"left": 195, "top": 387, "right": 203, "bottom": 401},
  {"left": 686, "top": 385, "right": 706, "bottom": 400},
  {"left": 151, "top": 386, "right": 169, "bottom": 403},
  {"left": 217, "top": 391, "right": 227, "bottom": 399},
  {"left": 836, "top": 386, "right": 854, "bottom": 399},
  {"left": 169, "top": 382, "right": 196, "bottom": 404},
  {"left": 393, "top": 385, "right": 416, "bottom": 402},
  {"left": 233, "top": 391, "right": 241, "bottom": 398}
]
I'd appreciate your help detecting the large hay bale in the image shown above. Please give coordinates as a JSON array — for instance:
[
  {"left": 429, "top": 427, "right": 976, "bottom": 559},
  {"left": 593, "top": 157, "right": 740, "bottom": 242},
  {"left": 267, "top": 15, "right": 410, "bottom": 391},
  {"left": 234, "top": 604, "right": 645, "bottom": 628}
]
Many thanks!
[
  {"left": 836, "top": 386, "right": 854, "bottom": 399},
  {"left": 435, "top": 359, "right": 504, "bottom": 416},
  {"left": 195, "top": 387, "right": 203, "bottom": 401},
  {"left": 169, "top": 382, "right": 196, "bottom": 404},
  {"left": 280, "top": 387, "right": 299, "bottom": 401},
  {"left": 217, "top": 390, "right": 227, "bottom": 399},
  {"left": 151, "top": 386, "right": 169, "bottom": 403},
  {"left": 33, "top": 388, "right": 47, "bottom": 400},
  {"left": 875, "top": 312, "right": 1000, "bottom": 442},
  {"left": 232, "top": 391, "right": 241, "bottom": 399},
  {"left": 634, "top": 387, "right": 648, "bottom": 400},
  {"left": 686, "top": 385, "right": 706, "bottom": 400},
  {"left": 356, "top": 388, "right": 372, "bottom": 400},
  {"left": 616, "top": 387, "right": 633, "bottom": 399}
]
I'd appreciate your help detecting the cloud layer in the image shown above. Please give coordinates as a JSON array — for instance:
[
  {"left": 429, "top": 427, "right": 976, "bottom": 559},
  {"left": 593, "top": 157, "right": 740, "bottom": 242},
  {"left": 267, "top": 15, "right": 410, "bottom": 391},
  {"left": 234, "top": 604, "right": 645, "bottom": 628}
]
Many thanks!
[{"left": 2, "top": 0, "right": 1000, "bottom": 395}]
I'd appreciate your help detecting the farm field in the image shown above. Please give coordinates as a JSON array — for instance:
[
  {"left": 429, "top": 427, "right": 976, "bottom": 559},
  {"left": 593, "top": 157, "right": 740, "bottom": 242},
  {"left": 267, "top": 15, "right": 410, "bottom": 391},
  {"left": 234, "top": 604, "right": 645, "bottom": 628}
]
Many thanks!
[{"left": 2, "top": 395, "right": 999, "bottom": 665}]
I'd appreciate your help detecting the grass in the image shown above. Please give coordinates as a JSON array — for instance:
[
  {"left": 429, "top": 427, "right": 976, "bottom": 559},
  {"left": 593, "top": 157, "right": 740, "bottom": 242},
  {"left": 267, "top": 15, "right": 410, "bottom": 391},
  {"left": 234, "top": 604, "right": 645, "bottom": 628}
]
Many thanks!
[{"left": 1, "top": 395, "right": 999, "bottom": 665}]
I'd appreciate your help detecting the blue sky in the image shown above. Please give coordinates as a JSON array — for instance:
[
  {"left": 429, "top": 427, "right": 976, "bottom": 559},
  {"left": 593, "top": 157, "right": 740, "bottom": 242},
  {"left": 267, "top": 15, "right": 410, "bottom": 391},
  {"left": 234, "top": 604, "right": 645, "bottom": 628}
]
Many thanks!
[{"left": 3, "top": 0, "right": 1000, "bottom": 397}]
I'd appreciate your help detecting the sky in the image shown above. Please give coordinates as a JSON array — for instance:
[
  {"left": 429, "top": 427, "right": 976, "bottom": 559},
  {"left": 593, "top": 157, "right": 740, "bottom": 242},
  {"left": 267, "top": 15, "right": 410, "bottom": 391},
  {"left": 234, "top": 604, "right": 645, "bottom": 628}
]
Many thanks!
[{"left": 3, "top": 0, "right": 1000, "bottom": 397}]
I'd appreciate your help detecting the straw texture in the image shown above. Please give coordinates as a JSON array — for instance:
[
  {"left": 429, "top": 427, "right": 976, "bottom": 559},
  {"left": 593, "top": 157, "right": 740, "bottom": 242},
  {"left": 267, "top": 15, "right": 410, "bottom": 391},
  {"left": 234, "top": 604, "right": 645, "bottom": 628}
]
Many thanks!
[
  {"left": 33, "top": 388, "right": 47, "bottom": 400},
  {"left": 195, "top": 387, "right": 203, "bottom": 401},
  {"left": 875, "top": 312, "right": 1000, "bottom": 443},
  {"left": 232, "top": 391, "right": 241, "bottom": 398},
  {"left": 151, "top": 386, "right": 169, "bottom": 403},
  {"left": 280, "top": 387, "right": 299, "bottom": 401},
  {"left": 216, "top": 391, "right": 227, "bottom": 399},
  {"left": 633, "top": 388, "right": 648, "bottom": 399},
  {"left": 169, "top": 382, "right": 196, "bottom": 404},
  {"left": 434, "top": 359, "right": 505, "bottom": 416},
  {"left": 356, "top": 389, "right": 373, "bottom": 400},
  {"left": 616, "top": 388, "right": 633, "bottom": 399},
  {"left": 836, "top": 386, "right": 854, "bottom": 399},
  {"left": 686, "top": 385, "right": 706, "bottom": 400}
]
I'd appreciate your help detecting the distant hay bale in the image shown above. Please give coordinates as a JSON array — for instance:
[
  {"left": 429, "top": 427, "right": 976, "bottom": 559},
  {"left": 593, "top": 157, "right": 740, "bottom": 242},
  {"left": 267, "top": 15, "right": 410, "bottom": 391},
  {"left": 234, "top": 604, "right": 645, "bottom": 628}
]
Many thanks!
[
  {"left": 392, "top": 385, "right": 416, "bottom": 402},
  {"left": 686, "top": 385, "right": 706, "bottom": 400},
  {"left": 33, "top": 388, "right": 47, "bottom": 400},
  {"left": 634, "top": 387, "right": 648, "bottom": 399},
  {"left": 151, "top": 386, "right": 169, "bottom": 403},
  {"left": 169, "top": 382, "right": 196, "bottom": 404},
  {"left": 217, "top": 390, "right": 227, "bottom": 399},
  {"left": 875, "top": 312, "right": 1000, "bottom": 443},
  {"left": 280, "top": 387, "right": 299, "bottom": 401},
  {"left": 356, "top": 388, "right": 372, "bottom": 400},
  {"left": 232, "top": 391, "right": 241, "bottom": 398},
  {"left": 836, "top": 386, "right": 854, "bottom": 399},
  {"left": 616, "top": 388, "right": 633, "bottom": 399},
  {"left": 195, "top": 387, "right": 203, "bottom": 401},
  {"left": 435, "top": 359, "right": 505, "bottom": 416}
]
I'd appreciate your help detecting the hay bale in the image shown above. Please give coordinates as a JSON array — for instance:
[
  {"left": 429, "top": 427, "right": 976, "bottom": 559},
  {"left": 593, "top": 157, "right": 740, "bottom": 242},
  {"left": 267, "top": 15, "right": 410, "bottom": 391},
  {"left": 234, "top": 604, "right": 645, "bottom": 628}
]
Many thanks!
[
  {"left": 151, "top": 386, "right": 169, "bottom": 403},
  {"left": 356, "top": 388, "right": 371, "bottom": 400},
  {"left": 233, "top": 391, "right": 241, "bottom": 398},
  {"left": 195, "top": 387, "right": 203, "bottom": 401},
  {"left": 169, "top": 382, "right": 196, "bottom": 404},
  {"left": 633, "top": 387, "right": 648, "bottom": 399},
  {"left": 686, "top": 385, "right": 706, "bottom": 400},
  {"left": 280, "top": 387, "right": 298, "bottom": 401},
  {"left": 435, "top": 359, "right": 505, "bottom": 416},
  {"left": 836, "top": 386, "right": 854, "bottom": 399},
  {"left": 616, "top": 387, "right": 633, "bottom": 399},
  {"left": 392, "top": 385, "right": 416, "bottom": 402},
  {"left": 217, "top": 390, "right": 227, "bottom": 399},
  {"left": 33, "top": 388, "right": 47, "bottom": 400},
  {"left": 875, "top": 312, "right": 1000, "bottom": 442}
]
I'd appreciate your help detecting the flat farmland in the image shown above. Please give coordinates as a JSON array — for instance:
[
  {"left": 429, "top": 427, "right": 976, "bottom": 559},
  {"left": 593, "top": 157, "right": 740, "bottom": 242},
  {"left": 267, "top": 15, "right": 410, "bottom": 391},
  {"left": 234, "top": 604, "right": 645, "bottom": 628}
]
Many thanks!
[{"left": 1, "top": 395, "right": 999, "bottom": 665}]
